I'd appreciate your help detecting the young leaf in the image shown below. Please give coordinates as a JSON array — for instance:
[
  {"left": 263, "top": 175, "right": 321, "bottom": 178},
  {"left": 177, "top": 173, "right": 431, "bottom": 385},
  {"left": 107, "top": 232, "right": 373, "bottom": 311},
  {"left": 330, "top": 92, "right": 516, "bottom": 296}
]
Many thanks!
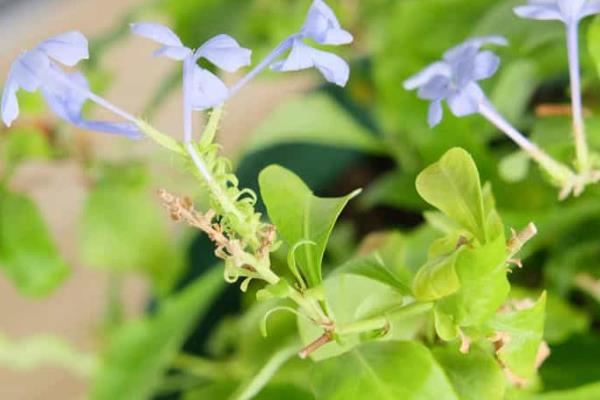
[
  {"left": 416, "top": 148, "right": 487, "bottom": 244},
  {"left": 311, "top": 341, "right": 459, "bottom": 400},
  {"left": 336, "top": 253, "right": 412, "bottom": 294},
  {"left": 259, "top": 165, "right": 360, "bottom": 287},
  {"left": 245, "top": 93, "right": 384, "bottom": 155},
  {"left": 412, "top": 249, "right": 462, "bottom": 301},
  {"left": 91, "top": 268, "right": 224, "bottom": 400},
  {"left": 0, "top": 188, "right": 69, "bottom": 296},
  {"left": 488, "top": 292, "right": 546, "bottom": 381},
  {"left": 433, "top": 345, "right": 505, "bottom": 400},
  {"left": 438, "top": 235, "right": 510, "bottom": 327}
]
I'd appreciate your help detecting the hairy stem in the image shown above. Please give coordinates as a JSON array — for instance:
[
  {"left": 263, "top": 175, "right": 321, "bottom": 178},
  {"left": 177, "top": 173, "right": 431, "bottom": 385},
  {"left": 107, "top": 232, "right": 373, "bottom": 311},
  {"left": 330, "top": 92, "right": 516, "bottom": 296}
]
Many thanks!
[
  {"left": 228, "top": 35, "right": 297, "bottom": 97},
  {"left": 478, "top": 100, "right": 575, "bottom": 186},
  {"left": 566, "top": 24, "right": 590, "bottom": 173}
]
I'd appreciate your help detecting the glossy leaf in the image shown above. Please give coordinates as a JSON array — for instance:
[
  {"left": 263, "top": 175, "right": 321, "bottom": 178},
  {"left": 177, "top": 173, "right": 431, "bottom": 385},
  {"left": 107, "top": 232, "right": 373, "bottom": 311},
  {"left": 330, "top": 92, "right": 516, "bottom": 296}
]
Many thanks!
[
  {"left": 488, "top": 292, "right": 546, "bottom": 381},
  {"left": 433, "top": 345, "right": 505, "bottom": 400},
  {"left": 311, "top": 341, "right": 459, "bottom": 400},
  {"left": 438, "top": 235, "right": 510, "bottom": 327},
  {"left": 0, "top": 188, "right": 69, "bottom": 296},
  {"left": 416, "top": 148, "right": 487, "bottom": 244},
  {"left": 260, "top": 165, "right": 360, "bottom": 286},
  {"left": 91, "top": 268, "right": 224, "bottom": 400},
  {"left": 412, "top": 249, "right": 462, "bottom": 301}
]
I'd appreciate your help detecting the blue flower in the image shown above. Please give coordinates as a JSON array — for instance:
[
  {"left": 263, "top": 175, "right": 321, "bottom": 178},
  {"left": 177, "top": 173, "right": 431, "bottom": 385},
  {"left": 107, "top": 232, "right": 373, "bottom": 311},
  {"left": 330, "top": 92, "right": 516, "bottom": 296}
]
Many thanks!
[
  {"left": 131, "top": 23, "right": 251, "bottom": 110},
  {"left": 1, "top": 32, "right": 142, "bottom": 138},
  {"left": 403, "top": 36, "right": 507, "bottom": 127},
  {"left": 514, "top": 0, "right": 600, "bottom": 25},
  {"left": 271, "top": 0, "right": 353, "bottom": 86}
]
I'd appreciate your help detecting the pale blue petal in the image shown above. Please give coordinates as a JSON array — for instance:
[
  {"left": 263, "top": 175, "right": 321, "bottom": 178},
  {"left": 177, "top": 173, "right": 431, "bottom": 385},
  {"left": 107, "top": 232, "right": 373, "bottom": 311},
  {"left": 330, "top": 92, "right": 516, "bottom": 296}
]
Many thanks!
[
  {"left": 447, "top": 83, "right": 484, "bottom": 117},
  {"left": 417, "top": 75, "right": 450, "bottom": 101},
  {"left": 41, "top": 69, "right": 142, "bottom": 139},
  {"left": 195, "top": 34, "right": 251, "bottom": 73},
  {"left": 1, "top": 75, "right": 19, "bottom": 127},
  {"left": 130, "top": 22, "right": 184, "bottom": 47},
  {"left": 73, "top": 119, "right": 143, "bottom": 138},
  {"left": 558, "top": 0, "right": 586, "bottom": 21},
  {"left": 428, "top": 100, "right": 444, "bottom": 127},
  {"left": 322, "top": 28, "right": 354, "bottom": 46},
  {"left": 310, "top": 47, "right": 350, "bottom": 86},
  {"left": 190, "top": 67, "right": 229, "bottom": 110},
  {"left": 302, "top": 0, "right": 352, "bottom": 45},
  {"left": 514, "top": 4, "right": 564, "bottom": 21},
  {"left": 37, "top": 31, "right": 89, "bottom": 66},
  {"left": 404, "top": 61, "right": 451, "bottom": 90},
  {"left": 473, "top": 50, "right": 500, "bottom": 81},
  {"left": 154, "top": 45, "right": 192, "bottom": 60},
  {"left": 444, "top": 36, "right": 507, "bottom": 61},
  {"left": 11, "top": 50, "right": 50, "bottom": 92},
  {"left": 271, "top": 41, "right": 349, "bottom": 86},
  {"left": 580, "top": 0, "right": 600, "bottom": 19},
  {"left": 271, "top": 41, "right": 315, "bottom": 72}
]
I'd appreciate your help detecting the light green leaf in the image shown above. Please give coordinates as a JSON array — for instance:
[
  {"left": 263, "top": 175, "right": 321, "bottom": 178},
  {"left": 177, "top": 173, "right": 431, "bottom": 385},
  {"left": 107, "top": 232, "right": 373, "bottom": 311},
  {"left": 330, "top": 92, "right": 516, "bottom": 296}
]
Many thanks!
[
  {"left": 434, "top": 307, "right": 459, "bottom": 341},
  {"left": 416, "top": 148, "right": 487, "bottom": 243},
  {"left": 91, "top": 268, "right": 224, "bottom": 400},
  {"left": 311, "top": 341, "right": 459, "bottom": 400},
  {"left": 499, "top": 151, "right": 531, "bottom": 183},
  {"left": 0, "top": 333, "right": 96, "bottom": 377},
  {"left": 488, "top": 292, "right": 546, "bottom": 381},
  {"left": 0, "top": 188, "right": 69, "bottom": 296},
  {"left": 80, "top": 164, "right": 182, "bottom": 294},
  {"left": 532, "top": 382, "right": 600, "bottom": 400},
  {"left": 438, "top": 235, "right": 510, "bottom": 327},
  {"left": 245, "top": 93, "right": 384, "bottom": 155},
  {"left": 260, "top": 165, "right": 360, "bottom": 287},
  {"left": 336, "top": 253, "right": 411, "bottom": 294},
  {"left": 184, "top": 382, "right": 312, "bottom": 400},
  {"left": 433, "top": 345, "right": 506, "bottom": 400},
  {"left": 412, "top": 250, "right": 462, "bottom": 301}
]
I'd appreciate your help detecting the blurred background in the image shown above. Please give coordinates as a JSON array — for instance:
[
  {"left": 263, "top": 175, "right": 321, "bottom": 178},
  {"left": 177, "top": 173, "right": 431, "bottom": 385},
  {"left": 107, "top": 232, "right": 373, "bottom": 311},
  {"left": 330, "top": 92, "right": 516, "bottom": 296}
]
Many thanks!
[{"left": 2, "top": 0, "right": 600, "bottom": 398}]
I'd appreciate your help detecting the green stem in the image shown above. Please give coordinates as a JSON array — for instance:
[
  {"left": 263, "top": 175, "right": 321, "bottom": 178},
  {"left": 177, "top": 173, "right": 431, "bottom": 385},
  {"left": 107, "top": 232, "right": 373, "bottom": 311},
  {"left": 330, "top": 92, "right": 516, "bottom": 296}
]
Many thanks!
[
  {"left": 172, "top": 353, "right": 233, "bottom": 380},
  {"left": 230, "top": 344, "right": 298, "bottom": 400},
  {"left": 336, "top": 302, "right": 433, "bottom": 336}
]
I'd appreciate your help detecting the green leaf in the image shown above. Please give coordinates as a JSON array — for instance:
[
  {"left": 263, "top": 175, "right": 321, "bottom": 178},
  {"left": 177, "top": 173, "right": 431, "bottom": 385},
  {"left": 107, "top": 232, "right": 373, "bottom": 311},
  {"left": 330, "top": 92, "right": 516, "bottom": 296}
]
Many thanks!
[
  {"left": 337, "top": 253, "right": 411, "bottom": 294},
  {"left": 297, "top": 274, "right": 407, "bottom": 361},
  {"left": 0, "top": 333, "right": 96, "bottom": 377},
  {"left": 416, "top": 148, "right": 487, "bottom": 244},
  {"left": 91, "top": 268, "right": 224, "bottom": 400},
  {"left": 0, "top": 188, "right": 69, "bottom": 296},
  {"left": 488, "top": 293, "right": 546, "bottom": 381},
  {"left": 532, "top": 381, "right": 600, "bottom": 400},
  {"left": 80, "top": 164, "right": 182, "bottom": 293},
  {"left": 259, "top": 165, "right": 360, "bottom": 287},
  {"left": 499, "top": 151, "right": 531, "bottom": 183},
  {"left": 438, "top": 235, "right": 510, "bottom": 327},
  {"left": 245, "top": 93, "right": 384, "bottom": 155},
  {"left": 311, "top": 341, "right": 459, "bottom": 400},
  {"left": 433, "top": 345, "right": 506, "bottom": 400},
  {"left": 184, "top": 382, "right": 313, "bottom": 400},
  {"left": 412, "top": 249, "right": 462, "bottom": 301}
]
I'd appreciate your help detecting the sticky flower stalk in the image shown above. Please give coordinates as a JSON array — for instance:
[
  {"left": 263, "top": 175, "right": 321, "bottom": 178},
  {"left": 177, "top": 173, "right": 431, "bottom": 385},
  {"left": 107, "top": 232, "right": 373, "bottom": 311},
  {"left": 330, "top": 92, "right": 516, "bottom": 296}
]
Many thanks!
[
  {"left": 566, "top": 23, "right": 590, "bottom": 173},
  {"left": 477, "top": 99, "right": 575, "bottom": 188},
  {"left": 228, "top": 35, "right": 298, "bottom": 97}
]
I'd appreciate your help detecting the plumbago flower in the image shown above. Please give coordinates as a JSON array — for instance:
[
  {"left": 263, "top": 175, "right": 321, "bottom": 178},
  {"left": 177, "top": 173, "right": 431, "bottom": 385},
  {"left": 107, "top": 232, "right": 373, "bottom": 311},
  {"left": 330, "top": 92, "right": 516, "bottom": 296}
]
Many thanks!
[
  {"left": 514, "top": 0, "right": 600, "bottom": 24},
  {"left": 515, "top": 0, "right": 600, "bottom": 173},
  {"left": 131, "top": 23, "right": 251, "bottom": 145},
  {"left": 405, "top": 37, "right": 578, "bottom": 197},
  {"left": 1, "top": 31, "right": 142, "bottom": 138},
  {"left": 229, "top": 0, "right": 353, "bottom": 95},
  {"left": 403, "top": 36, "right": 507, "bottom": 127}
]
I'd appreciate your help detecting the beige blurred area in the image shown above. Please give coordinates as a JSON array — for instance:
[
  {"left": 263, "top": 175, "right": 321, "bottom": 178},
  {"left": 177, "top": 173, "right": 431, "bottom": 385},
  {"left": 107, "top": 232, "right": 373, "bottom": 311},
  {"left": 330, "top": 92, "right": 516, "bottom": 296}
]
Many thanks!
[{"left": 0, "top": 0, "right": 310, "bottom": 398}]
